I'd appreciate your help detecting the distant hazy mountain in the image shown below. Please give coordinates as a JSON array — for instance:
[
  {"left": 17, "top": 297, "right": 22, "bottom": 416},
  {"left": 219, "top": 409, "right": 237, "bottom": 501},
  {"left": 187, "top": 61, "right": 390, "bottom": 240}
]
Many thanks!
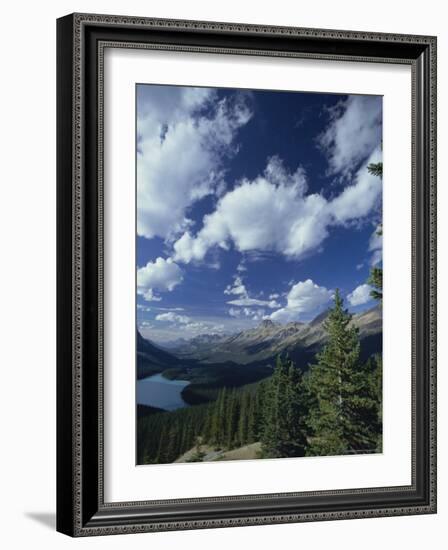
[
  {"left": 137, "top": 305, "right": 382, "bottom": 383},
  {"left": 169, "top": 305, "right": 382, "bottom": 367},
  {"left": 137, "top": 330, "right": 181, "bottom": 379},
  {"left": 165, "top": 333, "right": 229, "bottom": 353}
]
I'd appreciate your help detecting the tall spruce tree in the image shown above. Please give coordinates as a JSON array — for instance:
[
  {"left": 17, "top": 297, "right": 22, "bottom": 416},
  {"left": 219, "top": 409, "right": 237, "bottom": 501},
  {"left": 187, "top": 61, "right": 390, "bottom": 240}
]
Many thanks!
[
  {"left": 261, "top": 356, "right": 308, "bottom": 458},
  {"left": 367, "top": 266, "right": 383, "bottom": 302},
  {"left": 306, "top": 290, "right": 379, "bottom": 456},
  {"left": 367, "top": 159, "right": 383, "bottom": 302}
]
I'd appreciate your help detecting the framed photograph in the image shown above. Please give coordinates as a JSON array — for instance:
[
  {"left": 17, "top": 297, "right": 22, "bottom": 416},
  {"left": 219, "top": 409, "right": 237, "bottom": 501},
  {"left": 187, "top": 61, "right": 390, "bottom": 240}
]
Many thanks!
[{"left": 57, "top": 13, "right": 437, "bottom": 536}]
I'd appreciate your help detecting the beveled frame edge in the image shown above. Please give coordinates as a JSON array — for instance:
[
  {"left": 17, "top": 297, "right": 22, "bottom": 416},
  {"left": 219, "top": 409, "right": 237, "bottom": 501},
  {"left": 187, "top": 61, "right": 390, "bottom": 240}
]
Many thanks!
[{"left": 56, "top": 12, "right": 437, "bottom": 537}]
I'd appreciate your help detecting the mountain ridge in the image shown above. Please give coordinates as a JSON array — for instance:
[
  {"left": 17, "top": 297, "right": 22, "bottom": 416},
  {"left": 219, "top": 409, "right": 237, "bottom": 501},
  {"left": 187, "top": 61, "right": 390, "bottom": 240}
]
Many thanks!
[{"left": 162, "top": 304, "right": 382, "bottom": 366}]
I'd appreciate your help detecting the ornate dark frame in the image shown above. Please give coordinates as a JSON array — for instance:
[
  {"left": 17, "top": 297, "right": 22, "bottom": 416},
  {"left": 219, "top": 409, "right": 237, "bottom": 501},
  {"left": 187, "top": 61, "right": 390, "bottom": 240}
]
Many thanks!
[{"left": 56, "top": 13, "right": 437, "bottom": 537}]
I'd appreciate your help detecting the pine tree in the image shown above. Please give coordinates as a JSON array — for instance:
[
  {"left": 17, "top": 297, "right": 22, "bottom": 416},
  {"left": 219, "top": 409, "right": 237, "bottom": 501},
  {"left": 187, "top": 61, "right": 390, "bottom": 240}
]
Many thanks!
[
  {"left": 225, "top": 389, "right": 239, "bottom": 449},
  {"left": 367, "top": 161, "right": 383, "bottom": 178},
  {"left": 306, "top": 290, "right": 379, "bottom": 456},
  {"left": 261, "top": 356, "right": 308, "bottom": 458},
  {"left": 366, "top": 160, "right": 383, "bottom": 301},
  {"left": 238, "top": 391, "right": 249, "bottom": 446},
  {"left": 368, "top": 354, "right": 383, "bottom": 452},
  {"left": 283, "top": 361, "right": 309, "bottom": 456},
  {"left": 367, "top": 266, "right": 383, "bottom": 302},
  {"left": 246, "top": 392, "right": 256, "bottom": 443}
]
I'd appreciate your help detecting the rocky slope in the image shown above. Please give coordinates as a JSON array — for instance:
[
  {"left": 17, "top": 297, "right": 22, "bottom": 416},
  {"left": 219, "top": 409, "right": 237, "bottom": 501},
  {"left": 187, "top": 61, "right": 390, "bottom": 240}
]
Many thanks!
[{"left": 170, "top": 305, "right": 382, "bottom": 367}]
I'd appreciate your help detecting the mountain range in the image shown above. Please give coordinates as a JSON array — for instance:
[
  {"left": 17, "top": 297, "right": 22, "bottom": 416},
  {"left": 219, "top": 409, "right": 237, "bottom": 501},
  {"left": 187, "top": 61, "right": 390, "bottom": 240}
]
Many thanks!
[
  {"left": 137, "top": 305, "right": 382, "bottom": 384},
  {"left": 170, "top": 305, "right": 381, "bottom": 364}
]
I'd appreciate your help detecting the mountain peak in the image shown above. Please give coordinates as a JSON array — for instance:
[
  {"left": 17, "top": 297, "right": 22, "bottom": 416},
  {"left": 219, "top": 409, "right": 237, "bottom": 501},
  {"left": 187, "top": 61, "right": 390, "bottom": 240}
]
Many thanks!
[{"left": 260, "top": 319, "right": 276, "bottom": 329}]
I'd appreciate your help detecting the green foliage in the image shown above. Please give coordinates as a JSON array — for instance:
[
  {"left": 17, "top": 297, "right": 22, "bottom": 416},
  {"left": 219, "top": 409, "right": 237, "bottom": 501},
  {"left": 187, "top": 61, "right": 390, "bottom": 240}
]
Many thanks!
[
  {"left": 137, "top": 381, "right": 268, "bottom": 464},
  {"left": 366, "top": 160, "right": 383, "bottom": 301},
  {"left": 261, "top": 356, "right": 308, "bottom": 458},
  {"left": 162, "top": 363, "right": 272, "bottom": 387},
  {"left": 367, "top": 162, "right": 383, "bottom": 178},
  {"left": 137, "top": 294, "right": 383, "bottom": 464},
  {"left": 367, "top": 266, "right": 383, "bottom": 302},
  {"left": 305, "top": 290, "right": 381, "bottom": 456},
  {"left": 181, "top": 384, "right": 220, "bottom": 405}
]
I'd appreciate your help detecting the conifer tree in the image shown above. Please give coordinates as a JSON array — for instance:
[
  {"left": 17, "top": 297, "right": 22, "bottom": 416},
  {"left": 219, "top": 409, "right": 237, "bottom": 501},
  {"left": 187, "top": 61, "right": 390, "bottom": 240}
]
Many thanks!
[
  {"left": 306, "top": 290, "right": 379, "bottom": 456},
  {"left": 367, "top": 161, "right": 383, "bottom": 178},
  {"left": 225, "top": 389, "right": 239, "bottom": 449},
  {"left": 366, "top": 159, "right": 383, "bottom": 302},
  {"left": 367, "top": 266, "right": 383, "bottom": 302},
  {"left": 261, "top": 356, "right": 308, "bottom": 458},
  {"left": 238, "top": 391, "right": 249, "bottom": 446}
]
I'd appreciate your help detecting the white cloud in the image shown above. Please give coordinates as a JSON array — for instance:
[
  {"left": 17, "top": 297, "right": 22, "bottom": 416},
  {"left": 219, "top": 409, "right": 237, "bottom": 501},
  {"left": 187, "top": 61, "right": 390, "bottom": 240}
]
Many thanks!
[
  {"left": 137, "top": 87, "right": 252, "bottom": 240},
  {"left": 347, "top": 283, "right": 373, "bottom": 307},
  {"left": 224, "top": 272, "right": 280, "bottom": 309},
  {"left": 224, "top": 276, "right": 248, "bottom": 297},
  {"left": 155, "top": 312, "right": 190, "bottom": 324},
  {"left": 229, "top": 307, "right": 265, "bottom": 321},
  {"left": 173, "top": 149, "right": 382, "bottom": 264},
  {"left": 268, "top": 279, "right": 333, "bottom": 323},
  {"left": 329, "top": 148, "right": 382, "bottom": 223},
  {"left": 139, "top": 289, "right": 162, "bottom": 302},
  {"left": 173, "top": 156, "right": 327, "bottom": 263},
  {"left": 356, "top": 263, "right": 364, "bottom": 271},
  {"left": 228, "top": 307, "right": 241, "bottom": 318},
  {"left": 251, "top": 309, "right": 266, "bottom": 321},
  {"left": 139, "top": 321, "right": 155, "bottom": 329},
  {"left": 137, "top": 257, "right": 183, "bottom": 302},
  {"left": 369, "top": 225, "right": 383, "bottom": 266},
  {"left": 227, "top": 297, "right": 279, "bottom": 308},
  {"left": 155, "top": 311, "right": 225, "bottom": 336},
  {"left": 318, "top": 95, "right": 382, "bottom": 177},
  {"left": 137, "top": 85, "right": 214, "bottom": 125},
  {"left": 182, "top": 321, "right": 225, "bottom": 334},
  {"left": 269, "top": 293, "right": 280, "bottom": 299}
]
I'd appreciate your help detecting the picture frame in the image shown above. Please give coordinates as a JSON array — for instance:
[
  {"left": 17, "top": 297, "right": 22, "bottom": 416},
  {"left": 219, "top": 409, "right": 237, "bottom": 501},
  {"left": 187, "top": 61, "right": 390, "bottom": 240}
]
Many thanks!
[{"left": 56, "top": 13, "right": 437, "bottom": 537}]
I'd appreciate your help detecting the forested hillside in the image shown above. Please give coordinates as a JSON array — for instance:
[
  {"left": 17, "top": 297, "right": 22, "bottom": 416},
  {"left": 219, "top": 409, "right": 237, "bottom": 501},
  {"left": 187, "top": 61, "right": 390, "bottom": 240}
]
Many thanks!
[{"left": 137, "top": 291, "right": 382, "bottom": 464}]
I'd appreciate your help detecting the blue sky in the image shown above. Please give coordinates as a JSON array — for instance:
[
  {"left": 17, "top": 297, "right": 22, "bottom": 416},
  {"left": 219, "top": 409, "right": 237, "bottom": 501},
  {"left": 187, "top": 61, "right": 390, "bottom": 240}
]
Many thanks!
[{"left": 136, "top": 84, "right": 382, "bottom": 343}]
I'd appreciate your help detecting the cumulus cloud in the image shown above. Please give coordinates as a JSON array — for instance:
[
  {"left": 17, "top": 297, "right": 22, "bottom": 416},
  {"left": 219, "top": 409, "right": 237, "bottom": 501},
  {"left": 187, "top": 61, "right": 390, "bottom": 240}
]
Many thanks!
[
  {"left": 318, "top": 95, "right": 382, "bottom": 177},
  {"left": 268, "top": 279, "right": 333, "bottom": 323},
  {"left": 369, "top": 225, "right": 383, "bottom": 266},
  {"left": 137, "top": 86, "right": 252, "bottom": 240},
  {"left": 347, "top": 283, "right": 373, "bottom": 307},
  {"left": 155, "top": 310, "right": 225, "bottom": 335},
  {"left": 173, "top": 156, "right": 324, "bottom": 262},
  {"left": 173, "top": 149, "right": 382, "bottom": 264},
  {"left": 330, "top": 148, "right": 382, "bottom": 223},
  {"left": 138, "top": 321, "right": 154, "bottom": 329},
  {"left": 228, "top": 307, "right": 241, "bottom": 318},
  {"left": 224, "top": 275, "right": 248, "bottom": 297},
  {"left": 183, "top": 321, "right": 225, "bottom": 334},
  {"left": 229, "top": 307, "right": 265, "bottom": 321},
  {"left": 137, "top": 257, "right": 183, "bottom": 302},
  {"left": 224, "top": 272, "right": 280, "bottom": 309},
  {"left": 139, "top": 289, "right": 162, "bottom": 302},
  {"left": 155, "top": 312, "right": 190, "bottom": 324}
]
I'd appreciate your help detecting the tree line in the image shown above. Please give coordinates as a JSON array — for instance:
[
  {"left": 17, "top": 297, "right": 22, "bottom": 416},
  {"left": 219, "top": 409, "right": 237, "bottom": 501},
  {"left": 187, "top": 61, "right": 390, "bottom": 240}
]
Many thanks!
[
  {"left": 138, "top": 290, "right": 382, "bottom": 464},
  {"left": 137, "top": 381, "right": 268, "bottom": 464}
]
